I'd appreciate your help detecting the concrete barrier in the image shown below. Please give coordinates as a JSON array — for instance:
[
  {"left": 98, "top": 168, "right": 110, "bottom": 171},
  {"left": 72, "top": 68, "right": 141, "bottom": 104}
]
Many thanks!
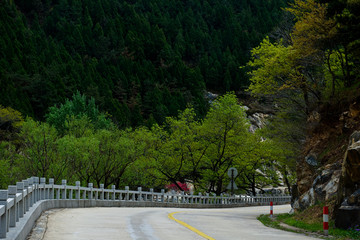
[{"left": 0, "top": 177, "right": 291, "bottom": 240}]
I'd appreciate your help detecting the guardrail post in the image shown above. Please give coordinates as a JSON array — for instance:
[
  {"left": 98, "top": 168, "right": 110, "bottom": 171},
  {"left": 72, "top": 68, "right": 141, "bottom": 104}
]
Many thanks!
[
  {"left": 161, "top": 189, "right": 165, "bottom": 203},
  {"left": 206, "top": 193, "right": 209, "bottom": 204},
  {"left": 82, "top": 183, "right": 87, "bottom": 199},
  {"left": 22, "top": 180, "right": 29, "bottom": 212},
  {"left": 181, "top": 191, "right": 185, "bottom": 203},
  {"left": 8, "top": 186, "right": 17, "bottom": 227},
  {"left": 0, "top": 190, "right": 8, "bottom": 238},
  {"left": 137, "top": 187, "right": 142, "bottom": 201},
  {"left": 12, "top": 185, "right": 21, "bottom": 222},
  {"left": 88, "top": 183, "right": 93, "bottom": 200},
  {"left": 40, "top": 178, "right": 46, "bottom": 200},
  {"left": 94, "top": 186, "right": 98, "bottom": 200},
  {"left": 75, "top": 181, "right": 81, "bottom": 200},
  {"left": 32, "top": 177, "right": 39, "bottom": 202},
  {"left": 62, "top": 180, "right": 67, "bottom": 199},
  {"left": 125, "top": 186, "right": 129, "bottom": 201},
  {"left": 106, "top": 187, "right": 110, "bottom": 200},
  {"left": 150, "top": 189, "right": 154, "bottom": 202},
  {"left": 49, "top": 178, "right": 54, "bottom": 199},
  {"left": 16, "top": 182, "right": 24, "bottom": 218},
  {"left": 100, "top": 184, "right": 104, "bottom": 200},
  {"left": 28, "top": 178, "right": 34, "bottom": 207},
  {"left": 213, "top": 193, "right": 217, "bottom": 204},
  {"left": 69, "top": 186, "right": 73, "bottom": 200},
  {"left": 111, "top": 185, "right": 116, "bottom": 200},
  {"left": 132, "top": 188, "right": 136, "bottom": 201},
  {"left": 170, "top": 190, "right": 174, "bottom": 203},
  {"left": 56, "top": 182, "right": 60, "bottom": 200}
]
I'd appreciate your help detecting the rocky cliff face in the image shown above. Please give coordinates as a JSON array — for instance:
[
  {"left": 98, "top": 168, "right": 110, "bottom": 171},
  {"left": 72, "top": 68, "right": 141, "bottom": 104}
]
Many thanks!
[{"left": 293, "top": 98, "right": 360, "bottom": 229}]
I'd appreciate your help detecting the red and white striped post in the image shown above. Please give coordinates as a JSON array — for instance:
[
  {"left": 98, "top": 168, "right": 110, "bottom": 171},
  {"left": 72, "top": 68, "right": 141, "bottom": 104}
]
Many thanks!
[
  {"left": 323, "top": 206, "right": 329, "bottom": 236},
  {"left": 270, "top": 201, "right": 273, "bottom": 217}
]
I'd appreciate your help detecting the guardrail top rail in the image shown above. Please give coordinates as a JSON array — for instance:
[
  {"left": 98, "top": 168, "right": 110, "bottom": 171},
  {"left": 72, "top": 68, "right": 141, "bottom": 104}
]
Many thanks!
[{"left": 0, "top": 177, "right": 291, "bottom": 239}]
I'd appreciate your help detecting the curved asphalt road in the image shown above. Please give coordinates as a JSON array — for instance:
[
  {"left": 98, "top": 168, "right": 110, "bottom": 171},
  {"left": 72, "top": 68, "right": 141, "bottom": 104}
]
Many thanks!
[{"left": 42, "top": 205, "right": 318, "bottom": 240}]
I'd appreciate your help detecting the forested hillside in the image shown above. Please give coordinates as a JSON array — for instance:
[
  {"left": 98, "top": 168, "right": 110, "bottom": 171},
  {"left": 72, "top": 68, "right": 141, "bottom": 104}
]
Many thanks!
[{"left": 0, "top": 0, "right": 286, "bottom": 126}]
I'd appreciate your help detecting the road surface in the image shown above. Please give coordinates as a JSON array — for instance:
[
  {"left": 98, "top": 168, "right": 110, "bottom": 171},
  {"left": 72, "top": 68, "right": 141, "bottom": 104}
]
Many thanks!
[{"left": 41, "top": 205, "right": 318, "bottom": 240}]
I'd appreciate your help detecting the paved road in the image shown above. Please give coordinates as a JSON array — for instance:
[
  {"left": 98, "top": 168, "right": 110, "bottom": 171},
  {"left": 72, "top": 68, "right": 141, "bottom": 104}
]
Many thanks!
[{"left": 42, "top": 205, "right": 319, "bottom": 240}]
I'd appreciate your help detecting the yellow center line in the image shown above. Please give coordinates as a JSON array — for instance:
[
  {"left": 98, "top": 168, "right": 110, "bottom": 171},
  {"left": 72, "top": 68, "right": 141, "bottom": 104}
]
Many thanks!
[{"left": 168, "top": 211, "right": 216, "bottom": 240}]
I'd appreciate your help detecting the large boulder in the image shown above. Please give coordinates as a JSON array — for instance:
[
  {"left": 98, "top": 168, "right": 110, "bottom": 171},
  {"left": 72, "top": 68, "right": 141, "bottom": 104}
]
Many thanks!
[
  {"left": 293, "top": 162, "right": 341, "bottom": 210},
  {"left": 335, "top": 131, "right": 360, "bottom": 229},
  {"left": 338, "top": 131, "right": 360, "bottom": 200},
  {"left": 313, "top": 165, "right": 341, "bottom": 202}
]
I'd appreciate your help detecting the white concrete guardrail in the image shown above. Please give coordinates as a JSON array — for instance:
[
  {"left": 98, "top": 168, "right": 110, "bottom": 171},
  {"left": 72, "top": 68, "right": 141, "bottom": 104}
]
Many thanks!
[{"left": 0, "top": 177, "right": 291, "bottom": 240}]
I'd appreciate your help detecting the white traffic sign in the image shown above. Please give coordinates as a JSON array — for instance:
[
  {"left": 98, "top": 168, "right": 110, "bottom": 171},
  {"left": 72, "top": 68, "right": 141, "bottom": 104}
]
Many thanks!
[
  {"left": 226, "top": 181, "right": 238, "bottom": 190},
  {"left": 227, "top": 167, "right": 238, "bottom": 178}
]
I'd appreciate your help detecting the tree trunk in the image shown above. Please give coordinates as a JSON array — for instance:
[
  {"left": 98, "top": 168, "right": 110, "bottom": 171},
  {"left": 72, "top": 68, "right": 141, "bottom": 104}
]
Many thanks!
[{"left": 301, "top": 81, "right": 310, "bottom": 115}]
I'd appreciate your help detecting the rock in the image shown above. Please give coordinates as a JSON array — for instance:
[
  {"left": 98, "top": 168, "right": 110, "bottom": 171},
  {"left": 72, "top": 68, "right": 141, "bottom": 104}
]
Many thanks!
[
  {"left": 349, "top": 131, "right": 360, "bottom": 145},
  {"left": 248, "top": 112, "right": 269, "bottom": 133},
  {"left": 307, "top": 111, "right": 321, "bottom": 123},
  {"left": 335, "top": 206, "right": 360, "bottom": 229},
  {"left": 298, "top": 176, "right": 313, "bottom": 195},
  {"left": 347, "top": 189, "right": 360, "bottom": 205},
  {"left": 335, "top": 131, "right": 360, "bottom": 229},
  {"left": 323, "top": 170, "right": 341, "bottom": 201},
  {"left": 343, "top": 139, "right": 360, "bottom": 185},
  {"left": 296, "top": 154, "right": 318, "bottom": 196},
  {"left": 312, "top": 169, "right": 341, "bottom": 202},
  {"left": 242, "top": 106, "right": 250, "bottom": 111},
  {"left": 349, "top": 100, "right": 360, "bottom": 118},
  {"left": 305, "top": 154, "right": 318, "bottom": 167},
  {"left": 292, "top": 199, "right": 300, "bottom": 209},
  {"left": 205, "top": 91, "right": 218, "bottom": 103},
  {"left": 298, "top": 188, "right": 316, "bottom": 210},
  {"left": 289, "top": 208, "right": 295, "bottom": 214}
]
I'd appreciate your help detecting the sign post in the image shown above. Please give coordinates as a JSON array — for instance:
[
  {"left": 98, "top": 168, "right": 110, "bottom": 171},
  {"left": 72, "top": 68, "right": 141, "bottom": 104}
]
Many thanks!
[{"left": 226, "top": 167, "right": 238, "bottom": 196}]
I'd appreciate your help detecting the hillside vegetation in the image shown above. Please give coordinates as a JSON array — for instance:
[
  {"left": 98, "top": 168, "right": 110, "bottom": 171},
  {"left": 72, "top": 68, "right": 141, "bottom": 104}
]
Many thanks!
[{"left": 0, "top": 0, "right": 286, "bottom": 126}]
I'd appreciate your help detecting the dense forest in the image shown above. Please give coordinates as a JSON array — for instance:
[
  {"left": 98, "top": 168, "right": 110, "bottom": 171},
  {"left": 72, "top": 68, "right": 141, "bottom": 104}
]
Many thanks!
[{"left": 0, "top": 0, "right": 286, "bottom": 126}]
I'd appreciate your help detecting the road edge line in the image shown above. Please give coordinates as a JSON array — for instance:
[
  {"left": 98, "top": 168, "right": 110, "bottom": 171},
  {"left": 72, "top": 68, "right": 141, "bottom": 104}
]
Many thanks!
[{"left": 168, "top": 212, "right": 215, "bottom": 240}]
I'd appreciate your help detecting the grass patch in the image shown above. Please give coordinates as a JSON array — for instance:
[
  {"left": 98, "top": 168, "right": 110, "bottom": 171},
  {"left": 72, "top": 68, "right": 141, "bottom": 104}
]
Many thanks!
[
  {"left": 257, "top": 214, "right": 281, "bottom": 229},
  {"left": 258, "top": 213, "right": 360, "bottom": 240}
]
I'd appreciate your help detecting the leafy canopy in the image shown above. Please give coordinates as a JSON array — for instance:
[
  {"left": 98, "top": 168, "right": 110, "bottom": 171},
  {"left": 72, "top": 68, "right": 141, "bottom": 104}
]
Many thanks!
[{"left": 46, "top": 91, "right": 112, "bottom": 134}]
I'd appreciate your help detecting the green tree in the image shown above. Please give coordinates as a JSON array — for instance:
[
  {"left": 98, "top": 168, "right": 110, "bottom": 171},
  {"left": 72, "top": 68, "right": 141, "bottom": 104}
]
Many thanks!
[
  {"left": 0, "top": 105, "right": 24, "bottom": 142},
  {"left": 199, "top": 93, "right": 251, "bottom": 194},
  {"left": 46, "top": 91, "right": 112, "bottom": 134},
  {"left": 17, "top": 119, "right": 66, "bottom": 183}
]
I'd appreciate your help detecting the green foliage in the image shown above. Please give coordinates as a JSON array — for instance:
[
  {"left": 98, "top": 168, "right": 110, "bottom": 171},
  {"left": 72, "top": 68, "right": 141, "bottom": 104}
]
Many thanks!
[
  {"left": 247, "top": 37, "right": 294, "bottom": 95},
  {"left": 0, "top": 105, "right": 24, "bottom": 142},
  {"left": 2, "top": 93, "right": 294, "bottom": 194},
  {"left": 199, "top": 93, "right": 250, "bottom": 194},
  {"left": 0, "top": 142, "right": 21, "bottom": 189},
  {"left": 0, "top": 0, "right": 287, "bottom": 127},
  {"left": 46, "top": 91, "right": 112, "bottom": 134},
  {"left": 132, "top": 93, "right": 293, "bottom": 194},
  {"left": 17, "top": 119, "right": 66, "bottom": 182},
  {"left": 247, "top": 0, "right": 360, "bottom": 116}
]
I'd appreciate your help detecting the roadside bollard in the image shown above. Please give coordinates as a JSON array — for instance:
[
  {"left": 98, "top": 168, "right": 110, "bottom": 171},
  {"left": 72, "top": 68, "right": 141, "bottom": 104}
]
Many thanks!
[
  {"left": 323, "top": 206, "right": 329, "bottom": 236},
  {"left": 270, "top": 201, "right": 273, "bottom": 217}
]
